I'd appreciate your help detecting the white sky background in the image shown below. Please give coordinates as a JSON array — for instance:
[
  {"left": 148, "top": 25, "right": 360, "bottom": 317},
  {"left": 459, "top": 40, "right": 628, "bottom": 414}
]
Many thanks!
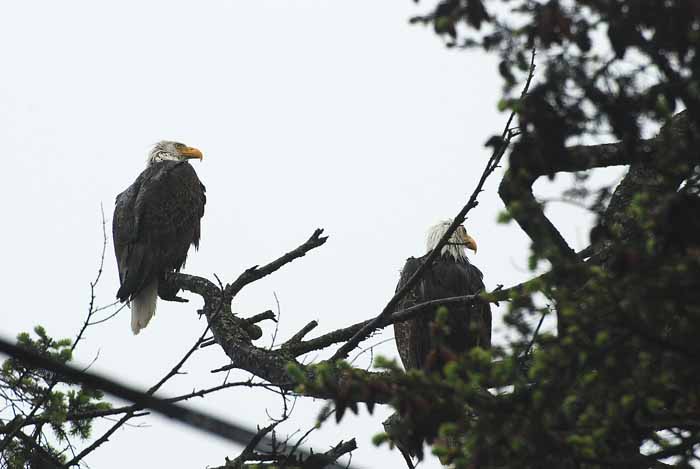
[{"left": 0, "top": 1, "right": 623, "bottom": 468}]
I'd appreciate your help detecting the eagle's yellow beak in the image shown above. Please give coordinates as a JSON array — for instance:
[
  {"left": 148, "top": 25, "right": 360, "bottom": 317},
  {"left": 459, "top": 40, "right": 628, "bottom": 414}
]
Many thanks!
[
  {"left": 462, "top": 233, "right": 477, "bottom": 253},
  {"left": 181, "top": 146, "right": 204, "bottom": 161}
]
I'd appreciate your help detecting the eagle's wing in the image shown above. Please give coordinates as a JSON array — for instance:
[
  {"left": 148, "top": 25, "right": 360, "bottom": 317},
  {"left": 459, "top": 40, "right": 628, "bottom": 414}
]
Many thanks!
[
  {"left": 113, "top": 161, "right": 206, "bottom": 302},
  {"left": 393, "top": 255, "right": 432, "bottom": 370},
  {"left": 427, "top": 261, "right": 491, "bottom": 351},
  {"left": 113, "top": 167, "right": 154, "bottom": 293},
  {"left": 393, "top": 256, "right": 492, "bottom": 371}
]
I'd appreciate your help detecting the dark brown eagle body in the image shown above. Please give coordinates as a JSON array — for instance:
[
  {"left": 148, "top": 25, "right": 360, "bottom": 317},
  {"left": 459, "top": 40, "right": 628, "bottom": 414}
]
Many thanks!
[
  {"left": 113, "top": 142, "right": 206, "bottom": 334},
  {"left": 394, "top": 253, "right": 491, "bottom": 371},
  {"left": 388, "top": 223, "right": 491, "bottom": 467}
]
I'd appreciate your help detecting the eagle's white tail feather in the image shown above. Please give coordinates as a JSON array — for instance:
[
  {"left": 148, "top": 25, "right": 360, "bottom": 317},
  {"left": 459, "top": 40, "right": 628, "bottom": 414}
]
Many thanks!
[{"left": 131, "top": 280, "right": 158, "bottom": 335}]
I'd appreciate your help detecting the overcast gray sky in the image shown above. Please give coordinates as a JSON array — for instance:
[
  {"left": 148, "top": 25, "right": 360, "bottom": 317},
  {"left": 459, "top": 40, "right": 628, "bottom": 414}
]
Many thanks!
[{"left": 0, "top": 1, "right": 617, "bottom": 468}]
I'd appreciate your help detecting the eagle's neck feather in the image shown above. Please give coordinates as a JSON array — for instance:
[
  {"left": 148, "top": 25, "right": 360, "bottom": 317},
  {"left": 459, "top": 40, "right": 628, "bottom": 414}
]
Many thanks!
[
  {"left": 147, "top": 153, "right": 180, "bottom": 166},
  {"left": 437, "top": 245, "right": 468, "bottom": 262},
  {"left": 426, "top": 221, "right": 469, "bottom": 262}
]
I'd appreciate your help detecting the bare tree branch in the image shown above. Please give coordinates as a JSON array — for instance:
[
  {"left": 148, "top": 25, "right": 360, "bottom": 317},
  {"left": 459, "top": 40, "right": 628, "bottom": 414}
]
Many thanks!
[
  {"left": 224, "top": 229, "right": 328, "bottom": 299},
  {"left": 284, "top": 295, "right": 484, "bottom": 357},
  {"left": 282, "top": 321, "right": 319, "bottom": 347},
  {"left": 301, "top": 439, "right": 358, "bottom": 469}
]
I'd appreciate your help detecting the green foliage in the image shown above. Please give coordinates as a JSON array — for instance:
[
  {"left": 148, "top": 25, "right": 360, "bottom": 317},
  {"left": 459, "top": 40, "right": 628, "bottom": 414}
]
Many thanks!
[
  {"left": 0, "top": 327, "right": 111, "bottom": 467},
  {"left": 371, "top": 432, "right": 390, "bottom": 447},
  {"left": 496, "top": 209, "right": 513, "bottom": 224}
]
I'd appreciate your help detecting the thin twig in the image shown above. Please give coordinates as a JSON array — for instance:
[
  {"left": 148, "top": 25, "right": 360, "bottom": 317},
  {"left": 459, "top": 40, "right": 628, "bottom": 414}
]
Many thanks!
[
  {"left": 270, "top": 293, "right": 282, "bottom": 350},
  {"left": 525, "top": 309, "right": 547, "bottom": 358},
  {"left": 87, "top": 303, "right": 128, "bottom": 326},
  {"left": 350, "top": 338, "right": 394, "bottom": 367}
]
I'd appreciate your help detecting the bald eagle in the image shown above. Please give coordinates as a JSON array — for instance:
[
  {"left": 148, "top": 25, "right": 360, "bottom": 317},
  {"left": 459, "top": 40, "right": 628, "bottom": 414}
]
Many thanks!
[
  {"left": 113, "top": 141, "right": 206, "bottom": 334},
  {"left": 394, "top": 220, "right": 491, "bottom": 371}
]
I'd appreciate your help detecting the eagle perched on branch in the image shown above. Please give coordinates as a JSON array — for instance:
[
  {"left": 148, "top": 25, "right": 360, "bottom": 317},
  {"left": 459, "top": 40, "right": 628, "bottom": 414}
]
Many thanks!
[
  {"left": 113, "top": 141, "right": 206, "bottom": 334},
  {"left": 387, "top": 220, "right": 492, "bottom": 467},
  {"left": 394, "top": 220, "right": 491, "bottom": 371}
]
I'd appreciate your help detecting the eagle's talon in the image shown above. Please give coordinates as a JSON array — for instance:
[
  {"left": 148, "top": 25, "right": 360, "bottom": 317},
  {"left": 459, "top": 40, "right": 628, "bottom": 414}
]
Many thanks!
[{"left": 164, "top": 295, "right": 189, "bottom": 303}]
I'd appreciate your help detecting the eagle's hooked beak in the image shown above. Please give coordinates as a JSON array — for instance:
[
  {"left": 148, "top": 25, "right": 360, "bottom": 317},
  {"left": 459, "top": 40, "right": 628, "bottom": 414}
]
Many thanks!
[
  {"left": 181, "top": 146, "right": 204, "bottom": 161},
  {"left": 462, "top": 232, "right": 478, "bottom": 253}
]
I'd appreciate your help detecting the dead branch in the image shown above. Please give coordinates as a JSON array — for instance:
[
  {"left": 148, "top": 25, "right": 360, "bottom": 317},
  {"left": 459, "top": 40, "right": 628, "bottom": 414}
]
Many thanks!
[
  {"left": 284, "top": 295, "right": 483, "bottom": 357},
  {"left": 224, "top": 229, "right": 328, "bottom": 299},
  {"left": 282, "top": 321, "right": 319, "bottom": 347}
]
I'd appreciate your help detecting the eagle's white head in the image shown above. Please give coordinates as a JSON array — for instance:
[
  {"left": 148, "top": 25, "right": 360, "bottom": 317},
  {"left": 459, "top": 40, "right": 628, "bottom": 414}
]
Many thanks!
[
  {"left": 147, "top": 141, "right": 203, "bottom": 166},
  {"left": 426, "top": 219, "right": 478, "bottom": 261}
]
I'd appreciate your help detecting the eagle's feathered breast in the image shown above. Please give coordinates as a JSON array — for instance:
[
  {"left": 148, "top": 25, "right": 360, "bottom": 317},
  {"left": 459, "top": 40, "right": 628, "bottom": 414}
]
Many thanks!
[
  {"left": 393, "top": 253, "right": 491, "bottom": 371},
  {"left": 113, "top": 160, "right": 206, "bottom": 304}
]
